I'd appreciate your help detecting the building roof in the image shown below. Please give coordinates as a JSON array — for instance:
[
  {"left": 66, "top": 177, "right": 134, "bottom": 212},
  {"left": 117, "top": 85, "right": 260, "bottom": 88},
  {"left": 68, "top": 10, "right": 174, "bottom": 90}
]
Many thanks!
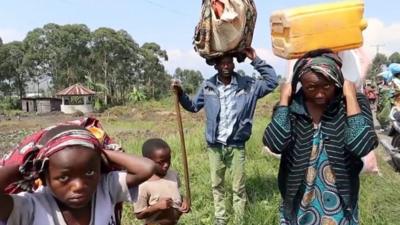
[{"left": 56, "top": 83, "right": 96, "bottom": 96}]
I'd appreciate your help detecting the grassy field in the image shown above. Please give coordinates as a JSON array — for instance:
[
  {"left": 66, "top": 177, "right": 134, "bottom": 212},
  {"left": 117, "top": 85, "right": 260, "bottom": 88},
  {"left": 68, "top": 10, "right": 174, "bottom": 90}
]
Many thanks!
[
  {"left": 97, "top": 93, "right": 400, "bottom": 225},
  {"left": 1, "top": 92, "right": 400, "bottom": 224}
]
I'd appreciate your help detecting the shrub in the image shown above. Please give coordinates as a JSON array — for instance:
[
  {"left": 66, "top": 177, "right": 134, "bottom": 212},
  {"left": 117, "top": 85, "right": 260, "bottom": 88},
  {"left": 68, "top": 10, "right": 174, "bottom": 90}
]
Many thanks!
[{"left": 0, "top": 97, "right": 20, "bottom": 110}]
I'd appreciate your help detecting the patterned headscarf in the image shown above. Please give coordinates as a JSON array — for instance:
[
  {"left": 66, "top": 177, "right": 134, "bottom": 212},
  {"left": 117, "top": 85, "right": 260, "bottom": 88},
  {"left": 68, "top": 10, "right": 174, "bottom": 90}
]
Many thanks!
[
  {"left": 35, "top": 126, "right": 102, "bottom": 165},
  {"left": 292, "top": 51, "right": 344, "bottom": 89}
]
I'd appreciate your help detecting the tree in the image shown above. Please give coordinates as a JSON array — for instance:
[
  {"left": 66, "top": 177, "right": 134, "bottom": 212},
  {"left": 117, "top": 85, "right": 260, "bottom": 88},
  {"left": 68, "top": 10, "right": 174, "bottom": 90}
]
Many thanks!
[
  {"left": 23, "top": 27, "right": 53, "bottom": 94},
  {"left": 23, "top": 23, "right": 92, "bottom": 93},
  {"left": 389, "top": 52, "right": 400, "bottom": 64},
  {"left": 139, "top": 42, "right": 171, "bottom": 99},
  {"left": 0, "top": 23, "right": 197, "bottom": 105},
  {"left": 0, "top": 41, "right": 29, "bottom": 99},
  {"left": 367, "top": 53, "right": 388, "bottom": 81},
  {"left": 91, "top": 27, "right": 141, "bottom": 105},
  {"left": 0, "top": 37, "right": 3, "bottom": 46},
  {"left": 110, "top": 30, "right": 141, "bottom": 104},
  {"left": 174, "top": 68, "right": 204, "bottom": 94}
]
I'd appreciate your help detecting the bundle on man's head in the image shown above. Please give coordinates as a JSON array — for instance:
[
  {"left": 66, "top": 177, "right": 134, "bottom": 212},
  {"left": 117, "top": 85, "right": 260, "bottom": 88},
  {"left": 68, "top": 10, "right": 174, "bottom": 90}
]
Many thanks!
[
  {"left": 0, "top": 117, "right": 117, "bottom": 194},
  {"left": 291, "top": 49, "right": 344, "bottom": 89}
]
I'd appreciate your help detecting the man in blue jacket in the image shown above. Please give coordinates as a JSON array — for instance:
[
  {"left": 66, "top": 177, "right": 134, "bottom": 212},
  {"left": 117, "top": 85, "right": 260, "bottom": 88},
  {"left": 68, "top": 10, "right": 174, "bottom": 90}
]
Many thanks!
[{"left": 172, "top": 47, "right": 278, "bottom": 225}]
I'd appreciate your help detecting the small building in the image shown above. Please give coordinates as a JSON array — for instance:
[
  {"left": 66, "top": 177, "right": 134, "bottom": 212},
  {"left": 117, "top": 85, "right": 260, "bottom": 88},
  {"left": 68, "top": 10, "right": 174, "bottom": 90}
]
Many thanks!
[
  {"left": 21, "top": 97, "right": 62, "bottom": 113},
  {"left": 56, "top": 83, "right": 96, "bottom": 114}
]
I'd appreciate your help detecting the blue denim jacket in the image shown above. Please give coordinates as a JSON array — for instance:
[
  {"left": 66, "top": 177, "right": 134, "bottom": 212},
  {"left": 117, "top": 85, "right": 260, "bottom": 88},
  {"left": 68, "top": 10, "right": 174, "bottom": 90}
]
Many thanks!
[{"left": 179, "top": 56, "right": 278, "bottom": 147}]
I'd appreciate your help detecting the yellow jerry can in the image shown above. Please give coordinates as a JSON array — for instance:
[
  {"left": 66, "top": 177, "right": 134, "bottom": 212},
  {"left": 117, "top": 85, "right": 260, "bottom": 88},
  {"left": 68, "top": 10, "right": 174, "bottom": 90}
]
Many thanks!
[{"left": 270, "top": 0, "right": 368, "bottom": 59}]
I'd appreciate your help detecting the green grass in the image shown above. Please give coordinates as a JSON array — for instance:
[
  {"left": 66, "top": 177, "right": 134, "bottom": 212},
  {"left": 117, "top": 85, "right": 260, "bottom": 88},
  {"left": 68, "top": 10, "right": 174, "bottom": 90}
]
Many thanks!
[{"left": 100, "top": 93, "right": 400, "bottom": 225}]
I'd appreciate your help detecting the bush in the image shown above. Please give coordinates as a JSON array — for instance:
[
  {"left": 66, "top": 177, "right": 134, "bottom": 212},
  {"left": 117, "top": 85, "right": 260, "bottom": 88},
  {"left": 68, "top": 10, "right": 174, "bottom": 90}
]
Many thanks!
[
  {"left": 94, "top": 98, "right": 104, "bottom": 113},
  {"left": 128, "top": 87, "right": 146, "bottom": 103},
  {"left": 0, "top": 97, "right": 20, "bottom": 111}
]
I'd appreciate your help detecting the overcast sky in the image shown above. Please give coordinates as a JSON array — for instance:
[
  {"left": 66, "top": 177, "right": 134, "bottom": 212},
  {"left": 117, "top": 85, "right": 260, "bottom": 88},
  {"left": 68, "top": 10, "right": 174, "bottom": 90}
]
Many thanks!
[{"left": 1, "top": 0, "right": 399, "bottom": 77}]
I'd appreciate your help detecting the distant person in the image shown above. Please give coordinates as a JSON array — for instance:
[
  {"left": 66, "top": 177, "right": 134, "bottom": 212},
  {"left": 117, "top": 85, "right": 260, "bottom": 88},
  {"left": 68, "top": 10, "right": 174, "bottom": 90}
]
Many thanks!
[
  {"left": 0, "top": 124, "right": 155, "bottom": 225},
  {"left": 134, "top": 138, "right": 189, "bottom": 225},
  {"left": 364, "top": 84, "right": 377, "bottom": 110},
  {"left": 172, "top": 47, "right": 278, "bottom": 225},
  {"left": 263, "top": 49, "right": 378, "bottom": 224}
]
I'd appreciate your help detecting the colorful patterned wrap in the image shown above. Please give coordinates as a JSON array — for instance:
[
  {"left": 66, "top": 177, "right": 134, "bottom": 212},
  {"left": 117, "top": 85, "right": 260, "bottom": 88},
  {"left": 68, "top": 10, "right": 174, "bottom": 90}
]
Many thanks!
[
  {"left": 193, "top": 0, "right": 257, "bottom": 62},
  {"left": 292, "top": 52, "right": 344, "bottom": 89}
]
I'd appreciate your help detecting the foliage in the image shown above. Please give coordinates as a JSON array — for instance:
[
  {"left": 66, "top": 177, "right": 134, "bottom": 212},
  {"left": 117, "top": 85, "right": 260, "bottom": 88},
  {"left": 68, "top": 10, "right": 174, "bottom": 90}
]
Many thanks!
[
  {"left": 367, "top": 53, "right": 388, "bottom": 81},
  {"left": 94, "top": 98, "right": 104, "bottom": 113},
  {"left": 0, "top": 97, "right": 20, "bottom": 110},
  {"left": 0, "top": 41, "right": 28, "bottom": 99},
  {"left": 139, "top": 42, "right": 171, "bottom": 100},
  {"left": 128, "top": 87, "right": 146, "bottom": 103},
  {"left": 173, "top": 68, "right": 204, "bottom": 94},
  {"left": 389, "top": 52, "right": 400, "bottom": 64},
  {"left": 23, "top": 24, "right": 92, "bottom": 91},
  {"left": 90, "top": 28, "right": 140, "bottom": 105},
  {"left": 85, "top": 75, "right": 108, "bottom": 95},
  {"left": 0, "top": 23, "right": 172, "bottom": 106}
]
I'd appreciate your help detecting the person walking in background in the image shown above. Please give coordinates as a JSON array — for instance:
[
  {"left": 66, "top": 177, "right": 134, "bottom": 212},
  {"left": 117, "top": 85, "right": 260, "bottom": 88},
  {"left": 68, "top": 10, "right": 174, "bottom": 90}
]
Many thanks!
[
  {"left": 172, "top": 47, "right": 278, "bottom": 225},
  {"left": 263, "top": 49, "right": 378, "bottom": 224},
  {"left": 364, "top": 83, "right": 377, "bottom": 110}
]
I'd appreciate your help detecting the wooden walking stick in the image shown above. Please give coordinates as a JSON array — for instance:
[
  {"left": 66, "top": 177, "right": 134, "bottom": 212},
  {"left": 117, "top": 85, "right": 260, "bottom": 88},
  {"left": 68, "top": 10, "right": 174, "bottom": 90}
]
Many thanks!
[{"left": 173, "top": 86, "right": 192, "bottom": 208}]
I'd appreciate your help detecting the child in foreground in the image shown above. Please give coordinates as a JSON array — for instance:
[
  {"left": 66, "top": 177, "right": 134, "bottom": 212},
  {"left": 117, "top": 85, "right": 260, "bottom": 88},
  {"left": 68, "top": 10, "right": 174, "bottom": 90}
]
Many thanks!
[
  {"left": 134, "top": 138, "right": 189, "bottom": 225},
  {"left": 0, "top": 124, "right": 155, "bottom": 225}
]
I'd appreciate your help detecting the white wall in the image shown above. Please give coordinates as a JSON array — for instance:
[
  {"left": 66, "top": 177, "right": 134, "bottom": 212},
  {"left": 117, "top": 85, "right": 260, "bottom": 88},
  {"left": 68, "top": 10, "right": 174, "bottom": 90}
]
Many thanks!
[{"left": 61, "top": 104, "right": 93, "bottom": 114}]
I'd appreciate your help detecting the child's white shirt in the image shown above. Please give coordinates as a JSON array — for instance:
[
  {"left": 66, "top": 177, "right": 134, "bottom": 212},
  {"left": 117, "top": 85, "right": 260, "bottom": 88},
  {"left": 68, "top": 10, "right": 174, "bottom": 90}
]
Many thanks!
[{"left": 6, "top": 171, "right": 136, "bottom": 225}]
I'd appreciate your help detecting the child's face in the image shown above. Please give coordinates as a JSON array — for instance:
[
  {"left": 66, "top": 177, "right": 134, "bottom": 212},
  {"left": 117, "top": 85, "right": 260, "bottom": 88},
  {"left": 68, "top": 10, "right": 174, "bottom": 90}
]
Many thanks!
[
  {"left": 150, "top": 148, "right": 171, "bottom": 177},
  {"left": 46, "top": 146, "right": 101, "bottom": 209}
]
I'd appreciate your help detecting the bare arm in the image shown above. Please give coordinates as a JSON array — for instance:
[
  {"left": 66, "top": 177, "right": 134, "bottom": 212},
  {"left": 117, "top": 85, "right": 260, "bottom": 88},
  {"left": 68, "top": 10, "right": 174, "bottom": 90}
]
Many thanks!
[
  {"left": 343, "top": 80, "right": 361, "bottom": 116},
  {"left": 103, "top": 150, "right": 156, "bottom": 188},
  {"left": 0, "top": 165, "right": 22, "bottom": 220}
]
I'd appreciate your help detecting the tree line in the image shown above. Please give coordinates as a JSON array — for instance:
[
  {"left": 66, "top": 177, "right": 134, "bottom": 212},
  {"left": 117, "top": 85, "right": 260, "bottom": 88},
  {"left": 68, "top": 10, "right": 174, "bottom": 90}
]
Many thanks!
[
  {"left": 0, "top": 23, "right": 204, "bottom": 107},
  {"left": 367, "top": 51, "right": 400, "bottom": 81}
]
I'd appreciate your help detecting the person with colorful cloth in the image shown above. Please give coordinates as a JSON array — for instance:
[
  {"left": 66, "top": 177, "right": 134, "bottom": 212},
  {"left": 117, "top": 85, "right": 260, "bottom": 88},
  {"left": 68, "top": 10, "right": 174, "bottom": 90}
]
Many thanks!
[
  {"left": 376, "top": 63, "right": 400, "bottom": 129},
  {"left": 263, "top": 49, "right": 378, "bottom": 225},
  {"left": 0, "top": 124, "right": 156, "bottom": 225},
  {"left": 172, "top": 47, "right": 278, "bottom": 225}
]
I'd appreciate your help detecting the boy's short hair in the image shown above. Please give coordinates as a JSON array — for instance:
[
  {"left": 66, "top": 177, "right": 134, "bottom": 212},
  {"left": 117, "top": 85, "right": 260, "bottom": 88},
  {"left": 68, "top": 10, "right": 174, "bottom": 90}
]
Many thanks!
[{"left": 142, "top": 138, "right": 171, "bottom": 158}]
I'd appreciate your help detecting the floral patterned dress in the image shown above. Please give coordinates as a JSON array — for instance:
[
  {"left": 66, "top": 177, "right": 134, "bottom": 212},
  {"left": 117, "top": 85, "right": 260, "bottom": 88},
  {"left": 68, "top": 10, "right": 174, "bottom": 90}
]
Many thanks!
[{"left": 280, "top": 124, "right": 359, "bottom": 225}]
